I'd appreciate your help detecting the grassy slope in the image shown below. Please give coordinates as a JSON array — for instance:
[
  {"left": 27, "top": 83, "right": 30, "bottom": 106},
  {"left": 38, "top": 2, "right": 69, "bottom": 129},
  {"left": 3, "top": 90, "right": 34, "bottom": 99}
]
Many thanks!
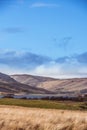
[{"left": 0, "top": 98, "right": 87, "bottom": 110}]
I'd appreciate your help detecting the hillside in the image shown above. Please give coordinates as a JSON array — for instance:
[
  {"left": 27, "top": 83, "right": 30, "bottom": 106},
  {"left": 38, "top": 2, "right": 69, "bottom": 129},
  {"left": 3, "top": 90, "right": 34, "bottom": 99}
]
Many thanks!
[
  {"left": 11, "top": 74, "right": 56, "bottom": 87},
  {"left": 11, "top": 74, "right": 87, "bottom": 94},
  {"left": 0, "top": 72, "right": 51, "bottom": 94},
  {"left": 37, "top": 78, "right": 87, "bottom": 94}
]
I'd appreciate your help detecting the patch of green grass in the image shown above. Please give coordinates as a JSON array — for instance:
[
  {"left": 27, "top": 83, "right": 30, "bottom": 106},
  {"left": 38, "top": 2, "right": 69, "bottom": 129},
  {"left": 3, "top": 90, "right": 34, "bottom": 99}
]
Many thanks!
[{"left": 0, "top": 98, "right": 87, "bottom": 110}]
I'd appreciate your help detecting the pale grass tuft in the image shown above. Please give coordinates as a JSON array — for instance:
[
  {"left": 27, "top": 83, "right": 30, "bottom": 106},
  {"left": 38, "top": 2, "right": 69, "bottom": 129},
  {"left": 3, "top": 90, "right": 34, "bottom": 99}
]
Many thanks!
[{"left": 0, "top": 106, "right": 87, "bottom": 130}]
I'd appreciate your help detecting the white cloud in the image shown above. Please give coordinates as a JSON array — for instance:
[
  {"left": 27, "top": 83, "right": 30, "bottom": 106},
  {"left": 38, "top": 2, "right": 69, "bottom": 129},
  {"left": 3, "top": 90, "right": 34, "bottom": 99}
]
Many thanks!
[
  {"left": 1, "top": 61, "right": 87, "bottom": 79},
  {"left": 30, "top": 2, "right": 59, "bottom": 8},
  {"left": 29, "top": 62, "right": 87, "bottom": 79},
  {"left": 0, "top": 64, "right": 27, "bottom": 75},
  {"left": 0, "top": 50, "right": 87, "bottom": 79}
]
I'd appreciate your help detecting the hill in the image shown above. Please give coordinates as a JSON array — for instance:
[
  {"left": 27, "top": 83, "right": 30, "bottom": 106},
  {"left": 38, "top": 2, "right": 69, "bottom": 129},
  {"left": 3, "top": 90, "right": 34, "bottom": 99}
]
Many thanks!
[
  {"left": 11, "top": 74, "right": 87, "bottom": 94},
  {"left": 11, "top": 74, "right": 56, "bottom": 87},
  {"left": 0, "top": 72, "right": 51, "bottom": 94}
]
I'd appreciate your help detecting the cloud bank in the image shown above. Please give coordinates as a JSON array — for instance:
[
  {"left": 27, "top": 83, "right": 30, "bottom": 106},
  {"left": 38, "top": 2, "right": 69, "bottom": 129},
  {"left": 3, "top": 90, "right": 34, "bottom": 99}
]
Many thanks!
[{"left": 0, "top": 50, "right": 87, "bottom": 78}]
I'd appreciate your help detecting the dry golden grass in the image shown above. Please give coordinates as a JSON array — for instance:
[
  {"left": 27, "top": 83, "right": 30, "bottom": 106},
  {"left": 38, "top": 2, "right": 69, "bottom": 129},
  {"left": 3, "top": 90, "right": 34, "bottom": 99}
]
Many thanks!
[{"left": 0, "top": 105, "right": 87, "bottom": 130}]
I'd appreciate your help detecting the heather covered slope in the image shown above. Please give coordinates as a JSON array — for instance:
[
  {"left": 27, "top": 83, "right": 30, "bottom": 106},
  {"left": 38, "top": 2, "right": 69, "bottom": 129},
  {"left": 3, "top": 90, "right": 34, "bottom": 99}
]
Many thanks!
[
  {"left": 37, "top": 78, "right": 87, "bottom": 93},
  {"left": 11, "top": 74, "right": 87, "bottom": 94},
  {"left": 11, "top": 74, "right": 56, "bottom": 87},
  {"left": 0, "top": 72, "right": 51, "bottom": 94}
]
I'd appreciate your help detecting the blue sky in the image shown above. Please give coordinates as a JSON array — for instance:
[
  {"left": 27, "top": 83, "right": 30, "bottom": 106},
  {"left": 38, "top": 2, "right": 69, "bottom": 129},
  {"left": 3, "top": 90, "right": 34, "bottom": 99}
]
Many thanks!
[{"left": 0, "top": 0, "right": 87, "bottom": 78}]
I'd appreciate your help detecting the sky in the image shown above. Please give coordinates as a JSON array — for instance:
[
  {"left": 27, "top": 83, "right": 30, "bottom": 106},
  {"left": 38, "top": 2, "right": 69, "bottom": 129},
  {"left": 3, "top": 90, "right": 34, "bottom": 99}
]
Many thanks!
[{"left": 0, "top": 0, "right": 87, "bottom": 78}]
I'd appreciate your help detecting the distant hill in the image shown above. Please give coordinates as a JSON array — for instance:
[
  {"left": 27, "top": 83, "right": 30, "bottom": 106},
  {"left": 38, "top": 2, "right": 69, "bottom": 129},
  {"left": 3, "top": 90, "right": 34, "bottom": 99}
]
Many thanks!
[
  {"left": 0, "top": 72, "right": 87, "bottom": 94},
  {"left": 11, "top": 74, "right": 87, "bottom": 94},
  {"left": 0, "top": 72, "right": 51, "bottom": 94},
  {"left": 11, "top": 74, "right": 56, "bottom": 87}
]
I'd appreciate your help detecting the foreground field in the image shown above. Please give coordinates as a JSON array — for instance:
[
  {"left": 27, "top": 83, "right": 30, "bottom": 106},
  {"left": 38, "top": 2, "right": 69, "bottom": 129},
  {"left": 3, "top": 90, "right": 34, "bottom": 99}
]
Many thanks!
[{"left": 0, "top": 106, "right": 87, "bottom": 130}]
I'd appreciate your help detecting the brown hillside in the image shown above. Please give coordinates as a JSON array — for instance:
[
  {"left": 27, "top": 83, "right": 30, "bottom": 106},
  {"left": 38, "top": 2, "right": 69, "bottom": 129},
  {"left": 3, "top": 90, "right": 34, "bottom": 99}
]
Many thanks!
[{"left": 11, "top": 74, "right": 87, "bottom": 94}]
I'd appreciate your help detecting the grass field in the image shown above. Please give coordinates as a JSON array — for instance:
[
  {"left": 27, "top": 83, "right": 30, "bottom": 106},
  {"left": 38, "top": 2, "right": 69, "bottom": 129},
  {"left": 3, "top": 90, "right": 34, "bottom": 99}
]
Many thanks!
[
  {"left": 0, "top": 106, "right": 87, "bottom": 130},
  {"left": 0, "top": 98, "right": 87, "bottom": 110}
]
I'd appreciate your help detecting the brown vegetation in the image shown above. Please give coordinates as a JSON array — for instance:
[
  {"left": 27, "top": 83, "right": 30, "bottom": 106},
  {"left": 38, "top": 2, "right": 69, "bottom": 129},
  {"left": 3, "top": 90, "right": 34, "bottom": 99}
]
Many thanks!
[
  {"left": 0, "top": 72, "right": 50, "bottom": 94},
  {"left": 11, "top": 74, "right": 87, "bottom": 94},
  {"left": 0, "top": 106, "right": 87, "bottom": 130}
]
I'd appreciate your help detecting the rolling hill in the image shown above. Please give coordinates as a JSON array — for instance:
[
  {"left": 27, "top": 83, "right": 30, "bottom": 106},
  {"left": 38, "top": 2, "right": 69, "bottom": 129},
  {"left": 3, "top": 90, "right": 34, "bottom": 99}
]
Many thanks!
[
  {"left": 0, "top": 72, "right": 51, "bottom": 94},
  {"left": 0, "top": 72, "right": 87, "bottom": 94},
  {"left": 11, "top": 74, "right": 87, "bottom": 94},
  {"left": 11, "top": 74, "right": 56, "bottom": 87}
]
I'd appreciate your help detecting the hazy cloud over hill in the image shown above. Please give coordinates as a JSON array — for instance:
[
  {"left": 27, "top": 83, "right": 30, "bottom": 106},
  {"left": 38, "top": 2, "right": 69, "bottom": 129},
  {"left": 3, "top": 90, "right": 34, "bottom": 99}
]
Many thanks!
[{"left": 0, "top": 50, "right": 87, "bottom": 78}]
